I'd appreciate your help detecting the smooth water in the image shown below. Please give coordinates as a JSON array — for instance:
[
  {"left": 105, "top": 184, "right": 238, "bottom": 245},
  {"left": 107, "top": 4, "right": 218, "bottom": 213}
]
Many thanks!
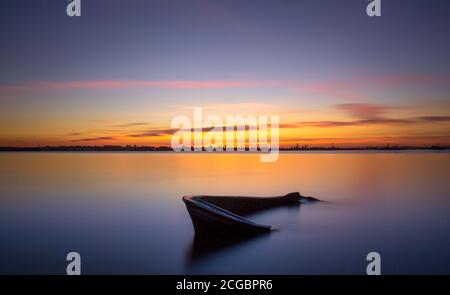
[{"left": 0, "top": 152, "right": 449, "bottom": 274}]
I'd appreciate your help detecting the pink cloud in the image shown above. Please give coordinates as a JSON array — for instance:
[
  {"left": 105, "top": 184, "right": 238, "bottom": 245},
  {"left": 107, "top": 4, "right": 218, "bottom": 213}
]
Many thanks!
[
  {"left": 0, "top": 80, "right": 286, "bottom": 94},
  {"left": 296, "top": 82, "right": 368, "bottom": 100},
  {"left": 296, "top": 74, "right": 450, "bottom": 100},
  {"left": 25, "top": 80, "right": 292, "bottom": 90},
  {"left": 283, "top": 115, "right": 450, "bottom": 129},
  {"left": 1, "top": 74, "right": 448, "bottom": 100},
  {"left": 334, "top": 103, "right": 397, "bottom": 119}
]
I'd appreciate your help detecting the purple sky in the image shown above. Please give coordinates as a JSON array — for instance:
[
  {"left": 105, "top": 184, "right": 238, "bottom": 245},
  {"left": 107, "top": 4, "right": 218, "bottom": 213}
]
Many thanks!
[{"left": 0, "top": 0, "right": 449, "bottom": 147}]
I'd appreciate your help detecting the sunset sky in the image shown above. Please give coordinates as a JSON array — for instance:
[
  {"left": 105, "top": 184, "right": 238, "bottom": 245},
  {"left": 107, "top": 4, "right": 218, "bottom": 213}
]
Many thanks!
[{"left": 1, "top": 0, "right": 449, "bottom": 148}]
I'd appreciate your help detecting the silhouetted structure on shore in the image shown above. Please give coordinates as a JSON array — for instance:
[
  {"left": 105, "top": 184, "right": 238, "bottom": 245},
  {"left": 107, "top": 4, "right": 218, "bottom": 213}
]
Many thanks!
[
  {"left": 0, "top": 144, "right": 449, "bottom": 152},
  {"left": 287, "top": 143, "right": 449, "bottom": 151},
  {"left": 0, "top": 145, "right": 171, "bottom": 152}
]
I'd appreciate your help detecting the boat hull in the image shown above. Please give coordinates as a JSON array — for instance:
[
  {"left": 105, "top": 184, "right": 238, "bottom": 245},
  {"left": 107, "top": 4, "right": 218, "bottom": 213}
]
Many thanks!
[{"left": 182, "top": 192, "right": 312, "bottom": 236}]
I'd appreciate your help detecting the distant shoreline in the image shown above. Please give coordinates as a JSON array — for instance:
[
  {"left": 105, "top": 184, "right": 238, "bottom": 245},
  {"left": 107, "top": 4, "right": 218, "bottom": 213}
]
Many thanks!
[{"left": 0, "top": 145, "right": 449, "bottom": 152}]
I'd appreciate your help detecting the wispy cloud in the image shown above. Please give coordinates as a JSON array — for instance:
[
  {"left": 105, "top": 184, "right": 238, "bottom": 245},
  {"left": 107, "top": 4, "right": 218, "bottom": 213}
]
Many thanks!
[
  {"left": 284, "top": 116, "right": 450, "bottom": 128},
  {"left": 297, "top": 82, "right": 368, "bottom": 100},
  {"left": 296, "top": 74, "right": 450, "bottom": 100},
  {"left": 2, "top": 74, "right": 448, "bottom": 101},
  {"left": 66, "top": 132, "right": 83, "bottom": 136},
  {"left": 127, "top": 126, "right": 223, "bottom": 138},
  {"left": 334, "top": 103, "right": 397, "bottom": 119},
  {"left": 69, "top": 136, "right": 116, "bottom": 142},
  {"left": 417, "top": 116, "right": 450, "bottom": 123},
  {"left": 19, "top": 80, "right": 291, "bottom": 90},
  {"left": 127, "top": 129, "right": 174, "bottom": 137},
  {"left": 281, "top": 103, "right": 450, "bottom": 128},
  {"left": 110, "top": 122, "right": 149, "bottom": 128},
  {"left": 173, "top": 102, "right": 281, "bottom": 113}
]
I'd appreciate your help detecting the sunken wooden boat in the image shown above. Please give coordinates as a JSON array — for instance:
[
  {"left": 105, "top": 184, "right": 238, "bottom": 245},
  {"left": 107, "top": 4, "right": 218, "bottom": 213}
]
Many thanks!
[{"left": 183, "top": 192, "right": 317, "bottom": 236}]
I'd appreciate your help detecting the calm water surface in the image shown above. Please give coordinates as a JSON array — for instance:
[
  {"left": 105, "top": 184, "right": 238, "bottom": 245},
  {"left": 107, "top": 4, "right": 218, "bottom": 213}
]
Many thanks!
[{"left": 0, "top": 152, "right": 449, "bottom": 274}]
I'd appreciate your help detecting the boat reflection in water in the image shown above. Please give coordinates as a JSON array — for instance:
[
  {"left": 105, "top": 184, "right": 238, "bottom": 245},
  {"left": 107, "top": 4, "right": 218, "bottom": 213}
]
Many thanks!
[{"left": 183, "top": 192, "right": 320, "bottom": 265}]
